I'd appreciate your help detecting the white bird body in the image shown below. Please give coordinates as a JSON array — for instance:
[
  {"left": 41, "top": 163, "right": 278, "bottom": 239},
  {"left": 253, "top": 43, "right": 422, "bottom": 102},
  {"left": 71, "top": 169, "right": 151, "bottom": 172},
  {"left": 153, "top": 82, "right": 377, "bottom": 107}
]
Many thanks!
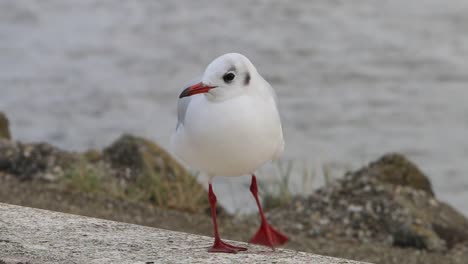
[
  {"left": 171, "top": 53, "right": 283, "bottom": 177},
  {"left": 171, "top": 82, "right": 283, "bottom": 176},
  {"left": 169, "top": 53, "right": 288, "bottom": 252}
]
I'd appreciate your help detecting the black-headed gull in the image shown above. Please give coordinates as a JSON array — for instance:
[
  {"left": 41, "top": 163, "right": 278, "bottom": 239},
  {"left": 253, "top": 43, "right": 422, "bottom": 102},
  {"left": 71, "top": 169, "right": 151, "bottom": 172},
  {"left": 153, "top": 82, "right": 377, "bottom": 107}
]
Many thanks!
[{"left": 171, "top": 53, "right": 288, "bottom": 253}]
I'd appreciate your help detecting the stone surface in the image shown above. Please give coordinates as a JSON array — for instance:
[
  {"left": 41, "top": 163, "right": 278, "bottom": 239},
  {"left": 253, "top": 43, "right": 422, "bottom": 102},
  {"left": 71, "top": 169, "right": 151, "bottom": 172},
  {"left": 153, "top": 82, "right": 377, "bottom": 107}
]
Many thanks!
[{"left": 0, "top": 203, "right": 367, "bottom": 264}]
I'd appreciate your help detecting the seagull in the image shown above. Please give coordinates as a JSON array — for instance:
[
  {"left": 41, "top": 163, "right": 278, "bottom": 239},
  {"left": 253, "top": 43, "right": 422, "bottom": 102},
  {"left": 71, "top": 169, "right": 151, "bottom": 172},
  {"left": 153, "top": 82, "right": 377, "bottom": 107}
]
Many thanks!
[{"left": 171, "top": 53, "right": 288, "bottom": 253}]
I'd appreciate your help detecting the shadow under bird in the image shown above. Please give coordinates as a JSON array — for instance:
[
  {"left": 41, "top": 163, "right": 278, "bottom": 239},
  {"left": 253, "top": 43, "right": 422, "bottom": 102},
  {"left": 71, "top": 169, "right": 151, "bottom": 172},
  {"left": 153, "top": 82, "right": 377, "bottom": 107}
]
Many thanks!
[{"left": 171, "top": 53, "right": 288, "bottom": 253}]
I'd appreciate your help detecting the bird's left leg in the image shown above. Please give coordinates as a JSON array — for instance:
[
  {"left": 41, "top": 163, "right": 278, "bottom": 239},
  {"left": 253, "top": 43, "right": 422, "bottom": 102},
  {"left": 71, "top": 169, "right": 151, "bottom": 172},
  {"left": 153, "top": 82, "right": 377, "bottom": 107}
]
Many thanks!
[{"left": 248, "top": 174, "right": 288, "bottom": 249}]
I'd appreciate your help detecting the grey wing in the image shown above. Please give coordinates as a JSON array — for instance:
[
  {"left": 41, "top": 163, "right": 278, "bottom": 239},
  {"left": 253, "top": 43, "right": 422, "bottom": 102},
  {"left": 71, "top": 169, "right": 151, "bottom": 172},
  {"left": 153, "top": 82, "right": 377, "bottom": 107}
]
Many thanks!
[
  {"left": 176, "top": 77, "right": 200, "bottom": 130},
  {"left": 265, "top": 81, "right": 284, "bottom": 160},
  {"left": 176, "top": 96, "right": 192, "bottom": 130}
]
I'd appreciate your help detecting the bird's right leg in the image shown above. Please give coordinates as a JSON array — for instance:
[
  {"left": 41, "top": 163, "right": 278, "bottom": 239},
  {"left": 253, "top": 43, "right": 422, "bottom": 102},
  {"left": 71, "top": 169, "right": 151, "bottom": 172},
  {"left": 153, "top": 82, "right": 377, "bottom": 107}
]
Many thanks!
[{"left": 208, "top": 183, "right": 247, "bottom": 253}]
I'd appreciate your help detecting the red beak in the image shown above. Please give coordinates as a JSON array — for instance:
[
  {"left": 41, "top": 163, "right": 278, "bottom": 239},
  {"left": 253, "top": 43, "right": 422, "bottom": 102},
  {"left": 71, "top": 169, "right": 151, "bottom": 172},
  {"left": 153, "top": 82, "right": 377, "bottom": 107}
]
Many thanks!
[{"left": 179, "top": 82, "right": 216, "bottom": 98}]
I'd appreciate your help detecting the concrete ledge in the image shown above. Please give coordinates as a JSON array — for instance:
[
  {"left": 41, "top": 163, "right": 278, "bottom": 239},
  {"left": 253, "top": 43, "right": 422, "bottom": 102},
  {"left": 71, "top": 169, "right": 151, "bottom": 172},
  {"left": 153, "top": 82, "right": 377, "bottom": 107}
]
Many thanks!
[{"left": 0, "top": 203, "right": 368, "bottom": 264}]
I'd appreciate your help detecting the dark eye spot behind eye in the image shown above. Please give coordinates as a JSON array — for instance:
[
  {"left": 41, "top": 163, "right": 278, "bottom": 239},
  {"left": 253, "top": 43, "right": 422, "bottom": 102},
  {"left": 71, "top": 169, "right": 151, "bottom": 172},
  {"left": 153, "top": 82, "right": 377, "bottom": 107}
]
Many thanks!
[
  {"left": 223, "top": 72, "right": 235, "bottom": 83},
  {"left": 244, "top": 73, "right": 250, "bottom": 85}
]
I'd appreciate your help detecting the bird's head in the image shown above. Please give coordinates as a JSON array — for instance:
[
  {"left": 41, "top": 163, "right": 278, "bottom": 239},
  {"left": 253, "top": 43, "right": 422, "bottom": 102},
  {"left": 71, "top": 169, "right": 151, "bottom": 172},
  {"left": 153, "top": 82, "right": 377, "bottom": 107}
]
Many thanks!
[{"left": 179, "top": 53, "right": 258, "bottom": 101}]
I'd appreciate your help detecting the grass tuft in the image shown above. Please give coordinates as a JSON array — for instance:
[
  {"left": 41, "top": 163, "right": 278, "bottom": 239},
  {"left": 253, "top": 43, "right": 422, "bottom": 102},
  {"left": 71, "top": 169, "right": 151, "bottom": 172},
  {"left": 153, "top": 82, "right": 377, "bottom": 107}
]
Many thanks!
[
  {"left": 61, "top": 156, "right": 207, "bottom": 213},
  {"left": 63, "top": 159, "right": 108, "bottom": 193},
  {"left": 257, "top": 159, "right": 352, "bottom": 211}
]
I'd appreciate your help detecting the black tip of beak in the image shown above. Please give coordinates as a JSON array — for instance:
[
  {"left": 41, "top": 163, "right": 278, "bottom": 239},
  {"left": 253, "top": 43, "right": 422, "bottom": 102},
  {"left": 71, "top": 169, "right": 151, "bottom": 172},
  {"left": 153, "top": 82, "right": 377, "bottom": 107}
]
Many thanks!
[{"left": 179, "top": 87, "right": 192, "bottom": 98}]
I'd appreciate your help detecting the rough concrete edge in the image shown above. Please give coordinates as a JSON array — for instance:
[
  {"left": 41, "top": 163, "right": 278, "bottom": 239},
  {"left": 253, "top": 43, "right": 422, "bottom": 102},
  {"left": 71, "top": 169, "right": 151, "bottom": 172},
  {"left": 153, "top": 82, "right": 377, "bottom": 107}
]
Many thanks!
[{"left": 0, "top": 203, "right": 372, "bottom": 264}]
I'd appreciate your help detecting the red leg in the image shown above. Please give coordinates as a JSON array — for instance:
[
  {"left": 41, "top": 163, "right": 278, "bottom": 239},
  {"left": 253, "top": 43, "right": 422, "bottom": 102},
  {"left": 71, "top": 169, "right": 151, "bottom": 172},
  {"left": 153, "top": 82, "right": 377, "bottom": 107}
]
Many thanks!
[
  {"left": 208, "top": 183, "right": 247, "bottom": 253},
  {"left": 249, "top": 175, "right": 288, "bottom": 248}
]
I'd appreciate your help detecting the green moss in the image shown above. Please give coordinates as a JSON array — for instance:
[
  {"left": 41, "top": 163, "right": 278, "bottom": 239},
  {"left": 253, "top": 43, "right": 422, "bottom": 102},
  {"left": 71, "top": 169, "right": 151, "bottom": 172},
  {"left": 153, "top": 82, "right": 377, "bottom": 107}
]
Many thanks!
[
  {"left": 60, "top": 135, "right": 209, "bottom": 213},
  {"left": 102, "top": 135, "right": 208, "bottom": 212},
  {"left": 62, "top": 159, "right": 109, "bottom": 194},
  {"left": 369, "top": 153, "right": 434, "bottom": 196},
  {"left": 0, "top": 112, "right": 11, "bottom": 140},
  {"left": 82, "top": 149, "right": 102, "bottom": 163}
]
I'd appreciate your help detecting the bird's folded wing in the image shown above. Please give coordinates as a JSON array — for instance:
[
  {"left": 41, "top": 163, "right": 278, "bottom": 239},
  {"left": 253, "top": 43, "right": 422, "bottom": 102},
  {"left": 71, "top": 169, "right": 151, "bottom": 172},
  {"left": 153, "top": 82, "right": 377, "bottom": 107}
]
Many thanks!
[
  {"left": 176, "top": 77, "right": 201, "bottom": 130},
  {"left": 176, "top": 96, "right": 191, "bottom": 130}
]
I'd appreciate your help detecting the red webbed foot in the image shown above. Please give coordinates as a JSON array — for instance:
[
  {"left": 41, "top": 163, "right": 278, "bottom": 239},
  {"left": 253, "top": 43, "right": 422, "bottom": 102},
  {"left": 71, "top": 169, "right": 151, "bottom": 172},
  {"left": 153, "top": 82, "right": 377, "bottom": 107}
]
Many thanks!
[
  {"left": 249, "top": 222, "right": 288, "bottom": 248},
  {"left": 209, "top": 239, "right": 248, "bottom": 253}
]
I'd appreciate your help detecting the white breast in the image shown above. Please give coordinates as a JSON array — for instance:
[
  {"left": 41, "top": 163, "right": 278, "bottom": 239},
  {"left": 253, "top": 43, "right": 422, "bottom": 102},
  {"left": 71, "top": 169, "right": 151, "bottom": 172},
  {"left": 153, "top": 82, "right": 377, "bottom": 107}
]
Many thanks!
[{"left": 171, "top": 92, "right": 283, "bottom": 177}]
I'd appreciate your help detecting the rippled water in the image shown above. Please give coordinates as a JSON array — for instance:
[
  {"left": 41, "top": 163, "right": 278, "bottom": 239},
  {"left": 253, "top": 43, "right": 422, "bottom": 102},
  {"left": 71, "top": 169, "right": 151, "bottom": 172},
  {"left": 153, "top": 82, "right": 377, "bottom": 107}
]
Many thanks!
[{"left": 1, "top": 0, "right": 467, "bottom": 215}]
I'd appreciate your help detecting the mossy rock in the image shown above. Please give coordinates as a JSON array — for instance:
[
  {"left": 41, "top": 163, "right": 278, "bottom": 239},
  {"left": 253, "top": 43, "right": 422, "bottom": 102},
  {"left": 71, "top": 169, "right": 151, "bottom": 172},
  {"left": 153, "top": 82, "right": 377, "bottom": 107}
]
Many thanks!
[
  {"left": 392, "top": 222, "right": 446, "bottom": 251},
  {"left": 0, "top": 140, "right": 77, "bottom": 181},
  {"left": 103, "top": 134, "right": 187, "bottom": 182},
  {"left": 82, "top": 149, "right": 103, "bottom": 163},
  {"left": 394, "top": 186, "right": 468, "bottom": 249},
  {"left": 0, "top": 112, "right": 11, "bottom": 140},
  {"left": 102, "top": 134, "right": 210, "bottom": 213},
  {"left": 271, "top": 153, "right": 468, "bottom": 252},
  {"left": 363, "top": 153, "right": 434, "bottom": 196}
]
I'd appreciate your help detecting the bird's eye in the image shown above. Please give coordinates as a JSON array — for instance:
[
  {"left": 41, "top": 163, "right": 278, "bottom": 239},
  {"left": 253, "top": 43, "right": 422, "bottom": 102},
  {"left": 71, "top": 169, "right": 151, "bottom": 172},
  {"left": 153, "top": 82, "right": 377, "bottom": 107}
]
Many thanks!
[{"left": 222, "top": 72, "right": 236, "bottom": 83}]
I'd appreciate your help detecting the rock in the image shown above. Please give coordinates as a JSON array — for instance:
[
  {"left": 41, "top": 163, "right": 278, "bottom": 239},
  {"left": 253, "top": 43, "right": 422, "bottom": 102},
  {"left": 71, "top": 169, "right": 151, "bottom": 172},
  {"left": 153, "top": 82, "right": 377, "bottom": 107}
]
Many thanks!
[
  {"left": 268, "top": 153, "right": 468, "bottom": 252},
  {"left": 394, "top": 187, "right": 468, "bottom": 249},
  {"left": 0, "top": 133, "right": 214, "bottom": 214},
  {"left": 450, "top": 242, "right": 468, "bottom": 260},
  {"left": 82, "top": 149, "right": 102, "bottom": 163},
  {"left": 0, "top": 112, "right": 11, "bottom": 140},
  {"left": 354, "top": 153, "right": 434, "bottom": 196},
  {"left": 103, "top": 134, "right": 187, "bottom": 182},
  {"left": 392, "top": 222, "right": 446, "bottom": 251},
  {"left": 0, "top": 140, "right": 76, "bottom": 181},
  {"left": 102, "top": 134, "right": 210, "bottom": 213}
]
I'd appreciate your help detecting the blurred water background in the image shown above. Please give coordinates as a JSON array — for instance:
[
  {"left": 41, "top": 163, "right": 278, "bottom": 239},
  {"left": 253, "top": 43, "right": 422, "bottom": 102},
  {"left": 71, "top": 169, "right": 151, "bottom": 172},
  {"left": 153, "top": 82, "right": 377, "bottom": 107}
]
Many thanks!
[{"left": 1, "top": 0, "right": 467, "bottom": 215}]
